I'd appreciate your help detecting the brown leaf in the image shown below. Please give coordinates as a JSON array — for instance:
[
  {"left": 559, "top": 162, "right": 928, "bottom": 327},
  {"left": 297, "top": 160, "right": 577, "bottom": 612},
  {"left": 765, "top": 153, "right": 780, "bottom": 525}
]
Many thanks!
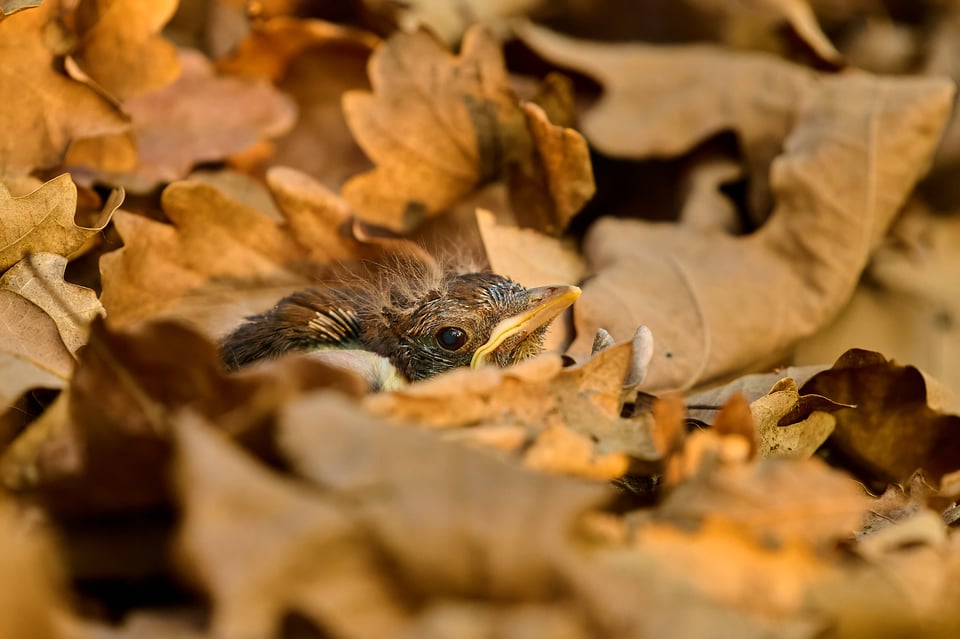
[
  {"left": 657, "top": 456, "right": 870, "bottom": 549},
  {"left": 508, "top": 102, "right": 595, "bottom": 234},
  {"left": 366, "top": 338, "right": 665, "bottom": 468},
  {"left": 691, "top": 0, "right": 844, "bottom": 65},
  {"left": 748, "top": 378, "right": 842, "bottom": 459},
  {"left": 0, "top": 253, "right": 104, "bottom": 354},
  {"left": 801, "top": 348, "right": 960, "bottom": 484},
  {"left": 343, "top": 26, "right": 593, "bottom": 233},
  {"left": 0, "top": 174, "right": 117, "bottom": 271},
  {"left": 710, "top": 392, "right": 757, "bottom": 458},
  {"left": 72, "top": 49, "right": 296, "bottom": 192},
  {"left": 0, "top": 1, "right": 41, "bottom": 16},
  {"left": 566, "top": 72, "right": 953, "bottom": 390},
  {"left": 217, "top": 16, "right": 377, "bottom": 189},
  {"left": 174, "top": 411, "right": 407, "bottom": 639},
  {"left": 279, "top": 390, "right": 610, "bottom": 599},
  {"left": 342, "top": 26, "right": 525, "bottom": 230},
  {"left": 1, "top": 318, "right": 364, "bottom": 515},
  {"left": 99, "top": 180, "right": 311, "bottom": 332},
  {"left": 633, "top": 519, "right": 837, "bottom": 618},
  {"left": 67, "top": 0, "right": 180, "bottom": 101},
  {"left": 0, "top": 291, "right": 73, "bottom": 409},
  {"left": 398, "top": 601, "right": 591, "bottom": 639},
  {"left": 0, "top": 503, "right": 70, "bottom": 639},
  {"left": 0, "top": 3, "right": 130, "bottom": 175},
  {"left": 517, "top": 21, "right": 814, "bottom": 215}
]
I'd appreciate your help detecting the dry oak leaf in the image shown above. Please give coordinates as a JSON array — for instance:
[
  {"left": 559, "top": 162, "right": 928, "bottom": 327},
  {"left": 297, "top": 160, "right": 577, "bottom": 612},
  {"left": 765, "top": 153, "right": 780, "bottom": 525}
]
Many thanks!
[
  {"left": 0, "top": 0, "right": 40, "bottom": 17},
  {"left": 749, "top": 377, "right": 845, "bottom": 459},
  {"left": 0, "top": 253, "right": 104, "bottom": 354},
  {"left": 67, "top": 0, "right": 180, "bottom": 101},
  {"left": 0, "top": 291, "right": 73, "bottom": 410},
  {"left": 0, "top": 3, "right": 130, "bottom": 176},
  {"left": 280, "top": 390, "right": 611, "bottom": 600},
  {"left": 656, "top": 455, "right": 870, "bottom": 549},
  {"left": 366, "top": 338, "right": 665, "bottom": 466},
  {"left": 632, "top": 519, "right": 837, "bottom": 619},
  {"left": 395, "top": 601, "right": 591, "bottom": 639},
  {"left": 801, "top": 349, "right": 960, "bottom": 485},
  {"left": 99, "top": 180, "right": 311, "bottom": 333},
  {"left": 517, "top": 21, "right": 815, "bottom": 216},
  {"left": 73, "top": 49, "right": 296, "bottom": 193},
  {"left": 100, "top": 173, "right": 421, "bottom": 335},
  {"left": 174, "top": 411, "right": 407, "bottom": 639},
  {"left": 567, "top": 72, "right": 953, "bottom": 391},
  {"left": 0, "top": 503, "right": 71, "bottom": 639},
  {"left": 217, "top": 16, "right": 377, "bottom": 189},
  {"left": 691, "top": 0, "right": 844, "bottom": 65},
  {"left": 0, "top": 174, "right": 120, "bottom": 271},
  {"left": 343, "top": 25, "right": 593, "bottom": 233},
  {"left": 1, "top": 318, "right": 365, "bottom": 516}
]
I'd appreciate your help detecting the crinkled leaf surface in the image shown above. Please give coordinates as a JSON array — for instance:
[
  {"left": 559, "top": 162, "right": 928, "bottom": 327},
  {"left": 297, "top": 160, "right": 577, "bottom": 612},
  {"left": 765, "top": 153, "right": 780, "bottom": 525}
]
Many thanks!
[
  {"left": 343, "top": 25, "right": 593, "bottom": 233},
  {"left": 0, "top": 3, "right": 129, "bottom": 175},
  {"left": 801, "top": 349, "right": 960, "bottom": 484},
  {"left": 0, "top": 174, "right": 118, "bottom": 270},
  {"left": 68, "top": 0, "right": 180, "bottom": 101},
  {"left": 0, "top": 253, "right": 104, "bottom": 353},
  {"left": 569, "top": 72, "right": 953, "bottom": 391},
  {"left": 0, "top": 291, "right": 73, "bottom": 409},
  {"left": 174, "top": 411, "right": 406, "bottom": 639},
  {"left": 74, "top": 49, "right": 296, "bottom": 192}
]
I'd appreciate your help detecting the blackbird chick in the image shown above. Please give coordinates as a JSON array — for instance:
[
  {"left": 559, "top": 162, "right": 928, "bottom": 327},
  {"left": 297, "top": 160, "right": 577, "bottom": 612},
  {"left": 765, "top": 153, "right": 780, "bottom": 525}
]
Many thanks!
[{"left": 220, "top": 271, "right": 580, "bottom": 383}]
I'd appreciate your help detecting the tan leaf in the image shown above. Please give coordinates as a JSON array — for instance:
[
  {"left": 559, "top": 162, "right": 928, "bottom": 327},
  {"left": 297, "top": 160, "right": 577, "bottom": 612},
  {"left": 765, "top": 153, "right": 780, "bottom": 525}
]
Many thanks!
[
  {"left": 0, "top": 503, "right": 70, "bottom": 639},
  {"left": 342, "top": 26, "right": 526, "bottom": 230},
  {"left": 567, "top": 73, "right": 953, "bottom": 391},
  {"left": 72, "top": 49, "right": 296, "bottom": 193},
  {"left": 524, "top": 423, "right": 630, "bottom": 480},
  {"left": 1, "top": 318, "right": 364, "bottom": 516},
  {"left": 265, "top": 166, "right": 391, "bottom": 264},
  {"left": 280, "top": 390, "right": 610, "bottom": 599},
  {"left": 749, "top": 378, "right": 841, "bottom": 459},
  {"left": 396, "top": 601, "right": 591, "bottom": 639},
  {"left": 366, "top": 339, "right": 665, "bottom": 465},
  {"left": 67, "top": 0, "right": 180, "bottom": 101},
  {"left": 0, "top": 3, "right": 130, "bottom": 175},
  {"left": 0, "top": 253, "right": 104, "bottom": 353},
  {"left": 508, "top": 102, "right": 595, "bottom": 234},
  {"left": 801, "top": 349, "right": 960, "bottom": 484},
  {"left": 632, "top": 519, "right": 836, "bottom": 618},
  {"left": 174, "top": 411, "right": 407, "bottom": 639},
  {"left": 99, "top": 180, "right": 310, "bottom": 331},
  {"left": 657, "top": 456, "right": 870, "bottom": 548},
  {"left": 691, "top": 0, "right": 844, "bottom": 65},
  {"left": 0, "top": 291, "right": 73, "bottom": 409},
  {"left": 0, "top": 174, "right": 118, "bottom": 271},
  {"left": 343, "top": 26, "right": 592, "bottom": 234},
  {"left": 387, "top": 0, "right": 544, "bottom": 44},
  {"left": 217, "top": 16, "right": 377, "bottom": 189},
  {"left": 517, "top": 21, "right": 814, "bottom": 214},
  {"left": 0, "top": 0, "right": 41, "bottom": 17}
]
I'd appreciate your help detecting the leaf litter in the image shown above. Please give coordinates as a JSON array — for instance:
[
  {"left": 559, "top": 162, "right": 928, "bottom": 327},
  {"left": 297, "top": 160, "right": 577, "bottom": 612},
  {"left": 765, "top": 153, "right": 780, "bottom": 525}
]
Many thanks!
[{"left": 0, "top": 1, "right": 958, "bottom": 638}]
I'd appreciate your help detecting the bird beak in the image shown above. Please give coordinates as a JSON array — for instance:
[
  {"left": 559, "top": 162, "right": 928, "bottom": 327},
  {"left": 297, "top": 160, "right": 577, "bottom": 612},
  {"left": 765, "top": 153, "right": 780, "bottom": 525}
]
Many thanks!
[{"left": 471, "top": 284, "right": 581, "bottom": 368}]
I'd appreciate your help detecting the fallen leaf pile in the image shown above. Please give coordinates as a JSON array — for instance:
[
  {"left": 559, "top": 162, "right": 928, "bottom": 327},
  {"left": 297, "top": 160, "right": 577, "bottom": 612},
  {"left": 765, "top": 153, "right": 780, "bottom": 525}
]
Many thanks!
[{"left": 0, "top": 1, "right": 959, "bottom": 638}]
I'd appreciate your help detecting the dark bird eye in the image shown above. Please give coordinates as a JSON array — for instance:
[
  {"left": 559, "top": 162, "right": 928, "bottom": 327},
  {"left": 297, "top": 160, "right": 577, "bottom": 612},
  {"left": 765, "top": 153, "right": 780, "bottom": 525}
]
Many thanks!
[{"left": 436, "top": 326, "right": 468, "bottom": 351}]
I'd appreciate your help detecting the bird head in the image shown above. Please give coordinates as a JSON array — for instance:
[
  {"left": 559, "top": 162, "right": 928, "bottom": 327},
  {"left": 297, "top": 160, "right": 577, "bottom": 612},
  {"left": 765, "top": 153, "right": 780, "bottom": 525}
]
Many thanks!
[
  {"left": 220, "top": 270, "right": 580, "bottom": 384},
  {"left": 361, "top": 272, "right": 580, "bottom": 381}
]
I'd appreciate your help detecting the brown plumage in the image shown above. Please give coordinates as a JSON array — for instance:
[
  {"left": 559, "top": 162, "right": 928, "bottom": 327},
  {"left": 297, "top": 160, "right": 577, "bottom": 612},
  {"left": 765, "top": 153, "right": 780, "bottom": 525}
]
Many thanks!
[{"left": 220, "top": 271, "right": 580, "bottom": 383}]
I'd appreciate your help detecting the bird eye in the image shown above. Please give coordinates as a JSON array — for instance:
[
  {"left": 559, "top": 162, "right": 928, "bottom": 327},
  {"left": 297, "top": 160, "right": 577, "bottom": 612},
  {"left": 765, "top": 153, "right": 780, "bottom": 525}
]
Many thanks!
[{"left": 436, "top": 326, "right": 468, "bottom": 351}]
